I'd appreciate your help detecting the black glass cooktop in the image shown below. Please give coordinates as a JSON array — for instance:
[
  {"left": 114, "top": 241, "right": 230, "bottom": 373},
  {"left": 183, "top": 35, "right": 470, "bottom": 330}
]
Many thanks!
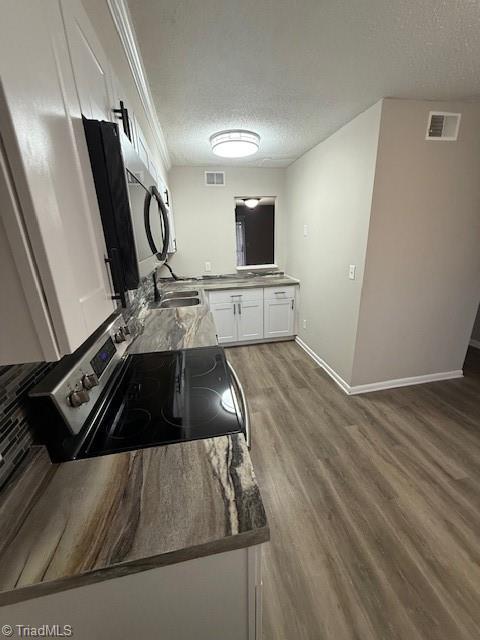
[{"left": 82, "top": 346, "right": 243, "bottom": 457}]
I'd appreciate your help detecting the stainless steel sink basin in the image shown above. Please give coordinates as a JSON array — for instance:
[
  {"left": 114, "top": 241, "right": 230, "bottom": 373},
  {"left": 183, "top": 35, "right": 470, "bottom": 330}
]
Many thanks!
[
  {"left": 159, "top": 298, "right": 200, "bottom": 308},
  {"left": 162, "top": 290, "right": 199, "bottom": 299}
]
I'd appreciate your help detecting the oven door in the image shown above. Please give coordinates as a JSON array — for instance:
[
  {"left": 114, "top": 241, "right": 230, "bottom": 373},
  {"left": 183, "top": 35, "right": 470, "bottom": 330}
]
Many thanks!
[{"left": 227, "top": 362, "right": 251, "bottom": 448}]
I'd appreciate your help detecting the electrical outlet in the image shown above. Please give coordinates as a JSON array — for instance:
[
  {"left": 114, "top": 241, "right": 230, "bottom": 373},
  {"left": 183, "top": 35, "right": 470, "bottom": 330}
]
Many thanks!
[
  {"left": 303, "top": 224, "right": 308, "bottom": 238},
  {"left": 303, "top": 319, "right": 307, "bottom": 329},
  {"left": 349, "top": 264, "right": 356, "bottom": 280},
  {"left": 205, "top": 261, "right": 211, "bottom": 272}
]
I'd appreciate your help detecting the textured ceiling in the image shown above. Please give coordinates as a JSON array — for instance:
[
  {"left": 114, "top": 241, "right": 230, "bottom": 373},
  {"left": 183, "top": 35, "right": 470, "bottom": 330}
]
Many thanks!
[{"left": 127, "top": 0, "right": 480, "bottom": 167}]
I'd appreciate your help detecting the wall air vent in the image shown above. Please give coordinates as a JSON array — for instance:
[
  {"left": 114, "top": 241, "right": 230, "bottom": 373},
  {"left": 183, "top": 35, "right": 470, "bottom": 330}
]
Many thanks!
[
  {"left": 426, "top": 112, "right": 461, "bottom": 141},
  {"left": 205, "top": 171, "right": 225, "bottom": 186}
]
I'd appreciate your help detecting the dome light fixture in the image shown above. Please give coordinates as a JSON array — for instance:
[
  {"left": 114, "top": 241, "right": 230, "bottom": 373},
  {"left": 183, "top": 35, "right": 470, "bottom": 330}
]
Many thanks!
[
  {"left": 244, "top": 198, "right": 260, "bottom": 209},
  {"left": 210, "top": 129, "right": 260, "bottom": 158}
]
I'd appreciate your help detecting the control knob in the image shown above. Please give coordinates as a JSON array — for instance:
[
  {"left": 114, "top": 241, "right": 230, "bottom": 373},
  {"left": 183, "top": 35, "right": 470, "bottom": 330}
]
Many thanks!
[
  {"left": 114, "top": 329, "right": 126, "bottom": 343},
  {"left": 67, "top": 388, "right": 90, "bottom": 408},
  {"left": 82, "top": 373, "right": 99, "bottom": 390}
]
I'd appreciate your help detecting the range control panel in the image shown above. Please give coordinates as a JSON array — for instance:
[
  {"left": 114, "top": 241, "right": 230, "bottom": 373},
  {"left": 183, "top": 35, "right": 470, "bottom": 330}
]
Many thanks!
[{"left": 30, "top": 314, "right": 132, "bottom": 435}]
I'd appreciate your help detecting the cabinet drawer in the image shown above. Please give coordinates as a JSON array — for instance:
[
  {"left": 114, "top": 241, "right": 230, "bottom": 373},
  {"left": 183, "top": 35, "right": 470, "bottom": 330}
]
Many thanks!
[
  {"left": 209, "top": 287, "right": 264, "bottom": 305},
  {"left": 264, "top": 285, "right": 296, "bottom": 301}
]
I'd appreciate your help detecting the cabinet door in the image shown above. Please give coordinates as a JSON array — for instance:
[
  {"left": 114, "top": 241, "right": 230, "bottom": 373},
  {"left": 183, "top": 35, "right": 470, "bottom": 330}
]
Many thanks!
[
  {"left": 0, "top": 0, "right": 115, "bottom": 363},
  {"left": 211, "top": 303, "right": 237, "bottom": 344},
  {"left": 264, "top": 299, "right": 295, "bottom": 339},
  {"left": 61, "top": 0, "right": 113, "bottom": 122},
  {"left": 237, "top": 301, "right": 264, "bottom": 342}
]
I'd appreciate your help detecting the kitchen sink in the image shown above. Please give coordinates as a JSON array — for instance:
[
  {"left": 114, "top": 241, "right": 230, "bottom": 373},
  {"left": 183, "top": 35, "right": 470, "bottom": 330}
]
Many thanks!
[
  {"left": 162, "top": 290, "right": 199, "bottom": 299},
  {"left": 159, "top": 298, "right": 200, "bottom": 308}
]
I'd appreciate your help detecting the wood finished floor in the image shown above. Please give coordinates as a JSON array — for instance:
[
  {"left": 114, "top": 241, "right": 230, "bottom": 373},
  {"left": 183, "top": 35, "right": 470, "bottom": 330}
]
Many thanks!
[{"left": 226, "top": 342, "right": 480, "bottom": 640}]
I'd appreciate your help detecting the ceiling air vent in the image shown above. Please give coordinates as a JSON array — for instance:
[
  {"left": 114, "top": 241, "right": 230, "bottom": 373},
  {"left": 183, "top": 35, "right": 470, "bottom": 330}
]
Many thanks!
[
  {"left": 426, "top": 111, "right": 461, "bottom": 141},
  {"left": 205, "top": 171, "right": 225, "bottom": 186}
]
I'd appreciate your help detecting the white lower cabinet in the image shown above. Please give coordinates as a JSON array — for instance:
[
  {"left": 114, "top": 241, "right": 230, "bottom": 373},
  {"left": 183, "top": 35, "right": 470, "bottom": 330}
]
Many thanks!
[
  {"left": 209, "top": 286, "right": 296, "bottom": 345},
  {"left": 264, "top": 298, "right": 295, "bottom": 338},
  {"left": 237, "top": 300, "right": 264, "bottom": 341},
  {"left": 211, "top": 302, "right": 238, "bottom": 343},
  {"left": 1, "top": 546, "right": 264, "bottom": 640}
]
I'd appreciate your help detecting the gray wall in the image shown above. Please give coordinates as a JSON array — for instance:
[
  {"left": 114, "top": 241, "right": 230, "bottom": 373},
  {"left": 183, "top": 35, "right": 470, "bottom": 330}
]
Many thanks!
[
  {"left": 285, "top": 102, "right": 382, "bottom": 383},
  {"left": 351, "top": 99, "right": 480, "bottom": 385},
  {"left": 168, "top": 166, "right": 286, "bottom": 277},
  {"left": 471, "top": 306, "right": 480, "bottom": 344}
]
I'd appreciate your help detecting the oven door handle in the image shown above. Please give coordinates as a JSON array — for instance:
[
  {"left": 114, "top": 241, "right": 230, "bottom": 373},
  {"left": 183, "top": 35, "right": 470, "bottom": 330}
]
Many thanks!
[{"left": 227, "top": 361, "right": 251, "bottom": 449}]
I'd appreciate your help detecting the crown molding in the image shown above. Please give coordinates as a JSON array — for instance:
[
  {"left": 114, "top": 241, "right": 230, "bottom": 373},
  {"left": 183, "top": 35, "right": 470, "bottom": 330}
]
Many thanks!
[{"left": 107, "top": 0, "right": 171, "bottom": 171}]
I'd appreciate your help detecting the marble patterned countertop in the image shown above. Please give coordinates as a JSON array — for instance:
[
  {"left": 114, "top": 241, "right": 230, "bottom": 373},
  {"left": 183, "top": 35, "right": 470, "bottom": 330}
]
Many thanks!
[
  {"left": 129, "top": 272, "right": 299, "bottom": 353},
  {"left": 0, "top": 273, "right": 296, "bottom": 605}
]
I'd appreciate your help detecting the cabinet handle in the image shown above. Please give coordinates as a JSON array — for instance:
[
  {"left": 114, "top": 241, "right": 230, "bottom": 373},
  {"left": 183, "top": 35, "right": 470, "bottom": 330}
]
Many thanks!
[
  {"left": 113, "top": 100, "right": 132, "bottom": 141},
  {"left": 291, "top": 299, "right": 294, "bottom": 310},
  {"left": 238, "top": 303, "right": 241, "bottom": 315},
  {"left": 233, "top": 303, "right": 236, "bottom": 315}
]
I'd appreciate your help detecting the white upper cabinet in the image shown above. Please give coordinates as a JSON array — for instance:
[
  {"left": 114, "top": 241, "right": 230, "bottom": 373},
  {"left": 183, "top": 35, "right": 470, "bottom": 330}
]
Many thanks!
[
  {"left": 61, "top": 0, "right": 113, "bottom": 123},
  {"left": 0, "top": 0, "right": 115, "bottom": 364}
]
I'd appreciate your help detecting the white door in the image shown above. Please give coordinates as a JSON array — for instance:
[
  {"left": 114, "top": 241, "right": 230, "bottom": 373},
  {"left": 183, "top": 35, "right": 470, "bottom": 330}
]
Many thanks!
[
  {"left": 264, "top": 299, "right": 295, "bottom": 338},
  {"left": 211, "top": 303, "right": 237, "bottom": 344},
  {"left": 237, "top": 301, "right": 263, "bottom": 342}
]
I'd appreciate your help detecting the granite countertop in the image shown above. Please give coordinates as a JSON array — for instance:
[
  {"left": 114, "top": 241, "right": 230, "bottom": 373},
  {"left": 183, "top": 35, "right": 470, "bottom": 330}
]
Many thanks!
[
  {"left": 0, "top": 271, "right": 282, "bottom": 606},
  {"left": 0, "top": 435, "right": 267, "bottom": 605},
  {"left": 161, "top": 272, "right": 300, "bottom": 292},
  {"left": 128, "top": 272, "right": 299, "bottom": 354}
]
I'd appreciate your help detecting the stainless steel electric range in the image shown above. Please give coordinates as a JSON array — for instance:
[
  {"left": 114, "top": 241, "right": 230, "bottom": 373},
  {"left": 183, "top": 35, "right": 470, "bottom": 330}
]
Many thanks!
[{"left": 30, "top": 313, "right": 249, "bottom": 462}]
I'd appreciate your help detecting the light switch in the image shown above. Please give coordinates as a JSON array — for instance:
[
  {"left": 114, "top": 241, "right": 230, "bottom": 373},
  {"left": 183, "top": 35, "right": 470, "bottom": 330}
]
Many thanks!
[
  {"left": 205, "top": 261, "right": 212, "bottom": 272},
  {"left": 349, "top": 264, "right": 356, "bottom": 280},
  {"left": 303, "top": 225, "right": 308, "bottom": 237}
]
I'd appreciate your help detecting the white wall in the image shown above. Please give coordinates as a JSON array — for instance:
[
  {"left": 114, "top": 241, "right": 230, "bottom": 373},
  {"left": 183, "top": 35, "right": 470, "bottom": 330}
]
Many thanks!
[
  {"left": 285, "top": 102, "right": 382, "bottom": 383},
  {"left": 351, "top": 99, "right": 480, "bottom": 385},
  {"left": 168, "top": 166, "right": 286, "bottom": 277}
]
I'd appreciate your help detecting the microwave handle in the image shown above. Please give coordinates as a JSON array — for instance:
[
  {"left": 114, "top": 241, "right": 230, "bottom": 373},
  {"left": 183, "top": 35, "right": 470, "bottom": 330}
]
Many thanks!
[{"left": 144, "top": 186, "right": 170, "bottom": 262}]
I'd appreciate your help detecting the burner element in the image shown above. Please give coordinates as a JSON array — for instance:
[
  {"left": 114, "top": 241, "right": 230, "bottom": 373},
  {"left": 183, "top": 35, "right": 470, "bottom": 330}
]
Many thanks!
[{"left": 188, "top": 354, "right": 218, "bottom": 378}]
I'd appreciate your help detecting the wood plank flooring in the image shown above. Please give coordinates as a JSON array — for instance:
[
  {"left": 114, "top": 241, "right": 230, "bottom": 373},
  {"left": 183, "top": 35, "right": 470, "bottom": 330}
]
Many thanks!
[{"left": 226, "top": 342, "right": 480, "bottom": 640}]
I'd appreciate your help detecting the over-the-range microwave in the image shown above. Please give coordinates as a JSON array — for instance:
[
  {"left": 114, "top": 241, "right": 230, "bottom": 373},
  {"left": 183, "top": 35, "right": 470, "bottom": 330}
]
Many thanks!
[{"left": 83, "top": 117, "right": 174, "bottom": 306}]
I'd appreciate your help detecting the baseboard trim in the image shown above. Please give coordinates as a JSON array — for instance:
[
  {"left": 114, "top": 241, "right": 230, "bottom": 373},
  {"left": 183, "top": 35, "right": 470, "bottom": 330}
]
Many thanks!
[
  {"left": 295, "top": 337, "right": 463, "bottom": 395},
  {"left": 223, "top": 336, "right": 295, "bottom": 348},
  {"left": 469, "top": 339, "right": 480, "bottom": 349},
  {"left": 295, "top": 337, "right": 351, "bottom": 394}
]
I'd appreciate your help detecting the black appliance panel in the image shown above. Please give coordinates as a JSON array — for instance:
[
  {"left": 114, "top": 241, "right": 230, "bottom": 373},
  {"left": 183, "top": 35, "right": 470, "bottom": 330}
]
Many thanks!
[{"left": 82, "top": 118, "right": 140, "bottom": 296}]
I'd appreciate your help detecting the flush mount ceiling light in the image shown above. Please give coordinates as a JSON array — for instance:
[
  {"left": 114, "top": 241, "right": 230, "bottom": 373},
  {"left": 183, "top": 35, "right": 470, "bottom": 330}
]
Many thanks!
[
  {"left": 244, "top": 198, "right": 260, "bottom": 209},
  {"left": 210, "top": 130, "right": 260, "bottom": 158}
]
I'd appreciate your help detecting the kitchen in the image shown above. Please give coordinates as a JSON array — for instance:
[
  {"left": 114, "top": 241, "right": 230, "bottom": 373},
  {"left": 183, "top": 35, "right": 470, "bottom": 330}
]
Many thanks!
[{"left": 1, "top": 1, "right": 480, "bottom": 639}]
